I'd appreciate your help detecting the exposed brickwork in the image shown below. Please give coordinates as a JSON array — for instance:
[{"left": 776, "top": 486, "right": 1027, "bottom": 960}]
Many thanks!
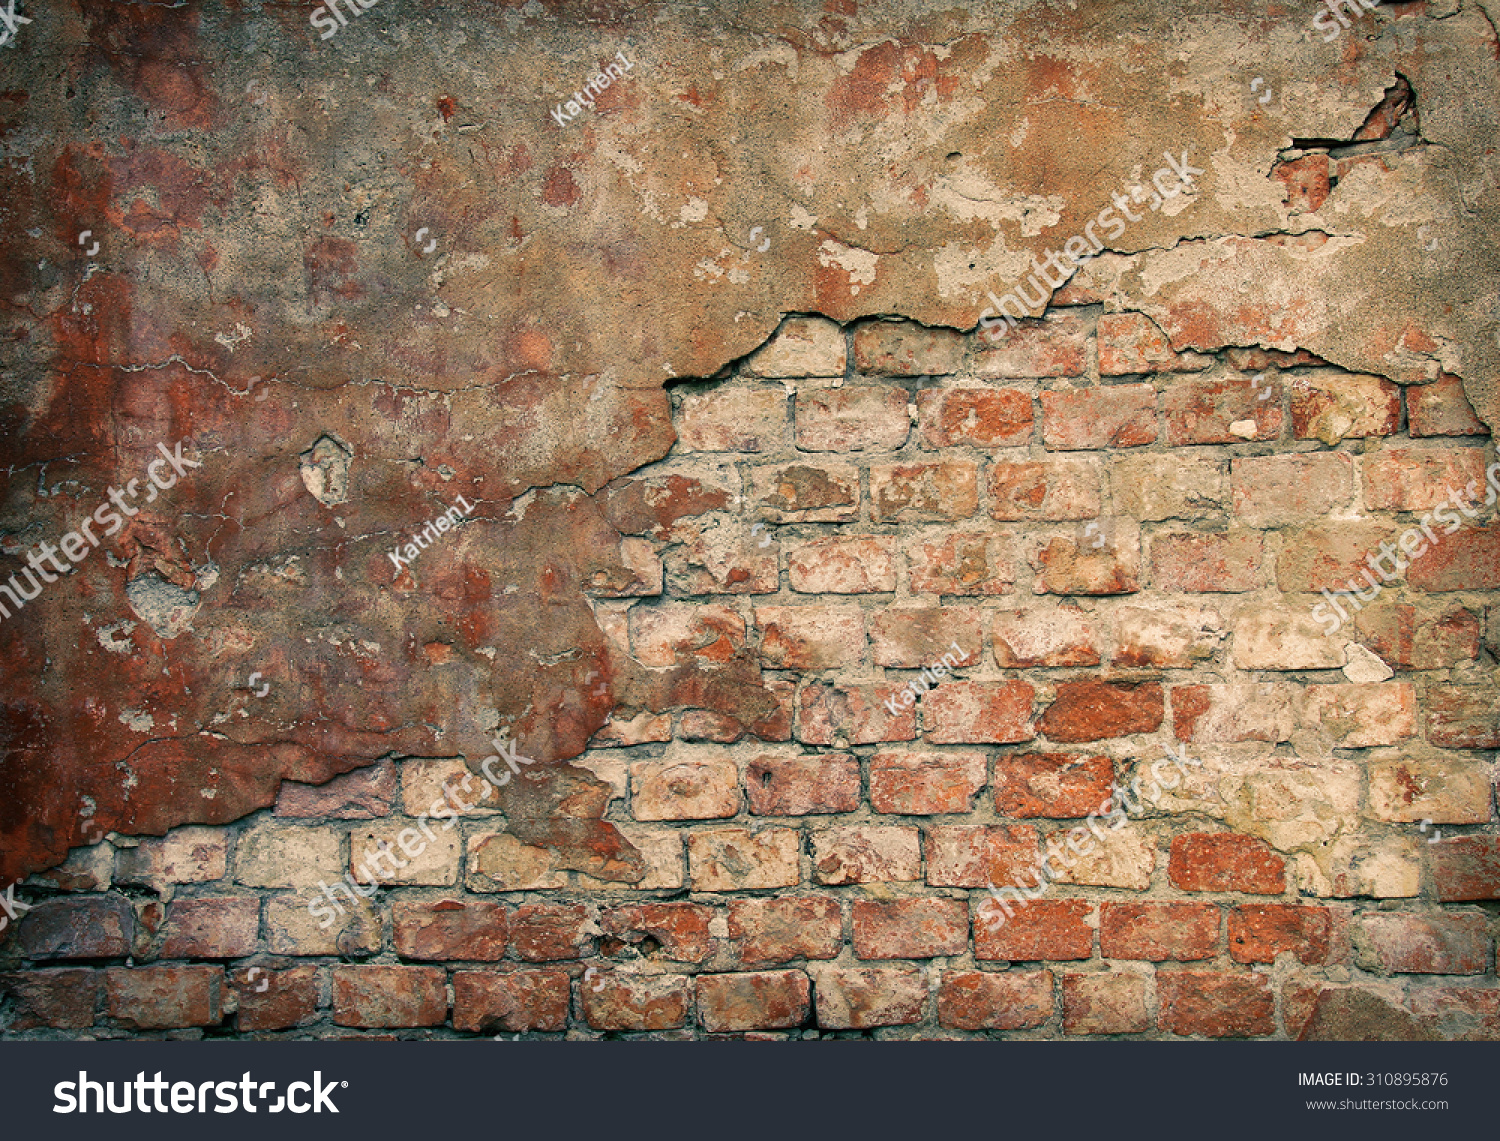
[{"left": 3, "top": 282, "right": 1495, "bottom": 1046}]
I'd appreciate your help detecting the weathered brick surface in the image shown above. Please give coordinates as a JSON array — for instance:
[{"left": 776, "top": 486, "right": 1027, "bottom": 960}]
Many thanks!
[
  {"left": 452, "top": 969, "right": 571, "bottom": 1032},
  {"left": 728, "top": 897, "right": 843, "bottom": 965},
  {"left": 937, "top": 970, "right": 1053, "bottom": 1030},
  {"left": 1157, "top": 971, "right": 1276, "bottom": 1038},
  {"left": 6, "top": 8, "right": 1500, "bottom": 1050},
  {"left": 870, "top": 751, "right": 987, "bottom": 815},
  {"left": 975, "top": 899, "right": 1093, "bottom": 961},
  {"left": 697, "top": 970, "right": 811, "bottom": 1032},
  {"left": 1101, "top": 902, "right": 1218, "bottom": 962},
  {"left": 815, "top": 967, "right": 928, "bottom": 1029},
  {"left": 332, "top": 966, "right": 447, "bottom": 1028},
  {"left": 106, "top": 966, "right": 223, "bottom": 1030},
  {"left": 1063, "top": 971, "right": 1150, "bottom": 1035},
  {"left": 852, "top": 898, "right": 968, "bottom": 959},
  {"left": 1169, "top": 834, "right": 1285, "bottom": 894}
]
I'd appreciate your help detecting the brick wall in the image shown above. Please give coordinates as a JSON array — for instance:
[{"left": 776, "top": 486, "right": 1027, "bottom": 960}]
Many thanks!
[{"left": 5, "top": 312, "right": 1494, "bottom": 1039}]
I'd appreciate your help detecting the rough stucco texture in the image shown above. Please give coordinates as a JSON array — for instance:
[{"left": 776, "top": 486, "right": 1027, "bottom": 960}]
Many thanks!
[{"left": 0, "top": 0, "right": 1497, "bottom": 1039}]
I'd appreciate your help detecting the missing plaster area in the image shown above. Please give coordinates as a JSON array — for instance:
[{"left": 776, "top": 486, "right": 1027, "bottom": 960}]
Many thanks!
[{"left": 1274, "top": 74, "right": 1420, "bottom": 212}]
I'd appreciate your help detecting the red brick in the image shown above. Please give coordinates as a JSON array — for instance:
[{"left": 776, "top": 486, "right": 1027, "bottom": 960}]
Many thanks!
[
  {"left": 1112, "top": 604, "right": 1223, "bottom": 668},
  {"left": 0, "top": 969, "right": 98, "bottom": 1029},
  {"left": 936, "top": 970, "right": 1052, "bottom": 1030},
  {"left": 602, "top": 902, "right": 713, "bottom": 963},
  {"left": 813, "top": 826, "right": 922, "bottom": 885},
  {"left": 630, "top": 757, "right": 742, "bottom": 821},
  {"left": 629, "top": 603, "right": 745, "bottom": 667},
  {"left": 1423, "top": 685, "right": 1500, "bottom": 749},
  {"left": 1098, "top": 312, "right": 1212, "bottom": 375},
  {"left": 1150, "top": 531, "right": 1264, "bottom": 592},
  {"left": 1408, "top": 376, "right": 1489, "bottom": 437},
  {"left": 696, "top": 970, "right": 811, "bottom": 1032},
  {"left": 1169, "top": 833, "right": 1285, "bottom": 894},
  {"left": 1062, "top": 972, "right": 1149, "bottom": 1034},
  {"left": 1101, "top": 902, "right": 1218, "bottom": 961},
  {"left": 852, "top": 898, "right": 968, "bottom": 959},
  {"left": 869, "top": 751, "right": 986, "bottom": 815},
  {"left": 688, "top": 828, "right": 802, "bottom": 891},
  {"left": 788, "top": 535, "right": 896, "bottom": 593},
  {"left": 106, "top": 966, "right": 222, "bottom": 1030},
  {"left": 332, "top": 965, "right": 446, "bottom": 1028},
  {"left": 231, "top": 964, "right": 319, "bottom": 1032},
  {"left": 908, "top": 530, "right": 1015, "bottom": 595},
  {"left": 1409, "top": 525, "right": 1500, "bottom": 592},
  {"left": 1232, "top": 452, "right": 1352, "bottom": 524},
  {"left": 1274, "top": 522, "right": 1398, "bottom": 593},
  {"left": 602, "top": 474, "right": 732, "bottom": 538},
  {"left": 452, "top": 969, "right": 570, "bottom": 1032},
  {"left": 925, "top": 824, "right": 1039, "bottom": 888},
  {"left": 728, "top": 897, "right": 843, "bottom": 965},
  {"left": 115, "top": 827, "right": 228, "bottom": 886},
  {"left": 988, "top": 459, "right": 1101, "bottom": 521},
  {"left": 160, "top": 898, "right": 260, "bottom": 959},
  {"left": 511, "top": 904, "right": 591, "bottom": 961},
  {"left": 754, "top": 605, "right": 866, "bottom": 669},
  {"left": 1356, "top": 913, "right": 1489, "bottom": 975},
  {"left": 582, "top": 974, "right": 690, "bottom": 1031},
  {"left": 854, "top": 319, "right": 966, "bottom": 376},
  {"left": 973, "top": 312, "right": 1089, "bottom": 378},
  {"left": 1032, "top": 527, "right": 1141, "bottom": 595},
  {"left": 993, "top": 753, "right": 1114, "bottom": 819},
  {"left": 1303, "top": 683, "right": 1417, "bottom": 747},
  {"left": 393, "top": 899, "right": 509, "bottom": 961},
  {"left": 665, "top": 522, "right": 775, "bottom": 594},
  {"left": 815, "top": 967, "right": 927, "bottom": 1029},
  {"left": 1157, "top": 971, "right": 1275, "bottom": 1037},
  {"left": 1362, "top": 448, "right": 1489, "bottom": 512},
  {"left": 923, "top": 680, "right": 1036, "bottom": 744},
  {"left": 15, "top": 896, "right": 134, "bottom": 959},
  {"left": 870, "top": 606, "right": 982, "bottom": 668},
  {"left": 1171, "top": 683, "right": 1297, "bottom": 743},
  {"left": 678, "top": 711, "right": 745, "bottom": 742},
  {"left": 798, "top": 682, "right": 916, "bottom": 744},
  {"left": 1228, "top": 904, "right": 1331, "bottom": 965},
  {"left": 745, "top": 315, "right": 846, "bottom": 378},
  {"left": 870, "top": 460, "right": 979, "bottom": 521},
  {"left": 746, "top": 753, "right": 860, "bottom": 816},
  {"left": 1272, "top": 152, "right": 1329, "bottom": 210},
  {"left": 976, "top": 899, "right": 1092, "bottom": 961},
  {"left": 1163, "top": 378, "right": 1283, "bottom": 445},
  {"left": 795, "top": 386, "right": 910, "bottom": 451},
  {"left": 1408, "top": 987, "right": 1500, "bottom": 1040},
  {"left": 991, "top": 607, "right": 1100, "bottom": 667},
  {"left": 1352, "top": 602, "right": 1481, "bottom": 669},
  {"left": 917, "top": 386, "right": 1033, "bottom": 447},
  {"left": 1430, "top": 837, "right": 1500, "bottom": 901},
  {"left": 1041, "top": 384, "right": 1158, "bottom": 450},
  {"left": 275, "top": 760, "right": 397, "bottom": 818},
  {"left": 1039, "top": 681, "right": 1163, "bottom": 743},
  {"left": 751, "top": 462, "right": 860, "bottom": 522},
  {"left": 1290, "top": 373, "right": 1402, "bottom": 441},
  {"left": 677, "top": 387, "right": 785, "bottom": 452}
]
